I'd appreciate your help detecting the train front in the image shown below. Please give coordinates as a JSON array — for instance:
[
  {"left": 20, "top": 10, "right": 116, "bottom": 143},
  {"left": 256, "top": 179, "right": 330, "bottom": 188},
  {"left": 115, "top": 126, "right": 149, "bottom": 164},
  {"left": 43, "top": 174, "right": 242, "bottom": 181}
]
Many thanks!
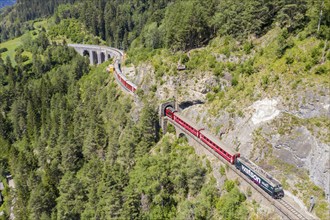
[{"left": 274, "top": 185, "right": 284, "bottom": 199}]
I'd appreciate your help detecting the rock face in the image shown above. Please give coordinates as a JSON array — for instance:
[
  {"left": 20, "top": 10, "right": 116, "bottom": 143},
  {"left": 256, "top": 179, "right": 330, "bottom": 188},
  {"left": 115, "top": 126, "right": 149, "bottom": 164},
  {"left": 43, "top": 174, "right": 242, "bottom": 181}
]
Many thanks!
[
  {"left": 133, "top": 63, "right": 222, "bottom": 106},
  {"left": 183, "top": 96, "right": 330, "bottom": 203},
  {"left": 251, "top": 99, "right": 280, "bottom": 125},
  {"left": 272, "top": 127, "right": 329, "bottom": 198}
]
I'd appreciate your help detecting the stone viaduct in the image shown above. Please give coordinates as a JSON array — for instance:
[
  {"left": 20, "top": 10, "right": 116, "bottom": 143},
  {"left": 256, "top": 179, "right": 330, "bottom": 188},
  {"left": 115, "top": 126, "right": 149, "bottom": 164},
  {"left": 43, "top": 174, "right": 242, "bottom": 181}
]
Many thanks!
[{"left": 68, "top": 44, "right": 123, "bottom": 65}]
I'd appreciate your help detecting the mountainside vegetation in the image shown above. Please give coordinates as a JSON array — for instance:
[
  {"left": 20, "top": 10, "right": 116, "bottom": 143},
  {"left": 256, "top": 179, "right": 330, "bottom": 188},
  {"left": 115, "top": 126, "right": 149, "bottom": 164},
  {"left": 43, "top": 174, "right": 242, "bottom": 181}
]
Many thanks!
[
  {"left": 0, "top": 17, "right": 249, "bottom": 220},
  {"left": 0, "top": 0, "right": 329, "bottom": 219}
]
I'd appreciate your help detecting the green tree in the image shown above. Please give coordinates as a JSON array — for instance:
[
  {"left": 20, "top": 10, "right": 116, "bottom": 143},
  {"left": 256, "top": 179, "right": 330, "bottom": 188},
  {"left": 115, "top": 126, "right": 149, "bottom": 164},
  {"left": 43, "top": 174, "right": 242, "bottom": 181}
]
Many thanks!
[
  {"left": 164, "top": 0, "right": 210, "bottom": 50},
  {"left": 216, "top": 187, "right": 248, "bottom": 220},
  {"left": 56, "top": 172, "right": 85, "bottom": 220}
]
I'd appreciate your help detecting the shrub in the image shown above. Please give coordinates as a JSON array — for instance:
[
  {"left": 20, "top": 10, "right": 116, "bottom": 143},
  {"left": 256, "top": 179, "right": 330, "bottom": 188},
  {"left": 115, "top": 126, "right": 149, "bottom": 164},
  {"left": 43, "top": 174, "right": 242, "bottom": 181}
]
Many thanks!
[
  {"left": 167, "top": 124, "right": 175, "bottom": 134},
  {"left": 224, "top": 180, "right": 236, "bottom": 192},
  {"left": 261, "top": 75, "right": 269, "bottom": 87},
  {"left": 181, "top": 54, "right": 189, "bottom": 64},
  {"left": 22, "top": 55, "right": 30, "bottom": 62},
  {"left": 247, "top": 186, "right": 252, "bottom": 197},
  {"left": 214, "top": 63, "right": 224, "bottom": 77},
  {"left": 314, "top": 65, "right": 327, "bottom": 75},
  {"left": 206, "top": 93, "right": 215, "bottom": 102},
  {"left": 150, "top": 84, "right": 157, "bottom": 92},
  {"left": 219, "top": 165, "right": 226, "bottom": 176},
  {"left": 243, "top": 41, "right": 253, "bottom": 54},
  {"left": 231, "top": 78, "right": 238, "bottom": 87},
  {"left": 0, "top": 48, "right": 8, "bottom": 53},
  {"left": 285, "top": 56, "right": 294, "bottom": 65}
]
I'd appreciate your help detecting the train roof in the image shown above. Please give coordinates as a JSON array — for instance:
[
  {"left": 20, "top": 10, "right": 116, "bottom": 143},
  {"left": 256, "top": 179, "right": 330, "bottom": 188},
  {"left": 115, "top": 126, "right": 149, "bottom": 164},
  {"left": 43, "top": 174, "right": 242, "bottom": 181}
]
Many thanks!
[
  {"left": 174, "top": 112, "right": 204, "bottom": 131},
  {"left": 199, "top": 129, "right": 238, "bottom": 155},
  {"left": 126, "top": 80, "right": 137, "bottom": 88},
  {"left": 237, "top": 156, "right": 282, "bottom": 187}
]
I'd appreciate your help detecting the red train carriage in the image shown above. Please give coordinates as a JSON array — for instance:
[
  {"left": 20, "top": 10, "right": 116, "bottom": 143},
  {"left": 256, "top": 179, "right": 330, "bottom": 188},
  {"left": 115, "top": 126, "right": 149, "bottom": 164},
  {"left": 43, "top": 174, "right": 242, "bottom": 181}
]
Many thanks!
[
  {"left": 165, "top": 107, "right": 203, "bottom": 138},
  {"left": 165, "top": 106, "right": 176, "bottom": 120},
  {"left": 199, "top": 130, "right": 240, "bottom": 164},
  {"left": 174, "top": 113, "right": 204, "bottom": 137},
  {"left": 126, "top": 80, "right": 137, "bottom": 93},
  {"left": 113, "top": 58, "right": 137, "bottom": 93}
]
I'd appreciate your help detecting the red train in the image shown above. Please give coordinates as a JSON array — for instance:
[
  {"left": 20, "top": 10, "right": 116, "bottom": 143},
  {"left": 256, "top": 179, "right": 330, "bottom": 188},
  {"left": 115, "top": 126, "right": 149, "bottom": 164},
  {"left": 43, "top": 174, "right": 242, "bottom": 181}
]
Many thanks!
[
  {"left": 165, "top": 107, "right": 240, "bottom": 164},
  {"left": 113, "top": 55, "right": 137, "bottom": 93}
]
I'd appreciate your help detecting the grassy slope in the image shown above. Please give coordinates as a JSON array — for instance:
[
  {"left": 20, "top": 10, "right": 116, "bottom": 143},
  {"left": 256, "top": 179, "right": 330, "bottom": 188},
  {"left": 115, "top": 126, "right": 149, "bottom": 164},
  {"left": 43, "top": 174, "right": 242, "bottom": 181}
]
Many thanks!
[
  {"left": 0, "top": 17, "right": 102, "bottom": 66},
  {"left": 0, "top": 34, "right": 23, "bottom": 63},
  {"left": 0, "top": 29, "right": 37, "bottom": 65}
]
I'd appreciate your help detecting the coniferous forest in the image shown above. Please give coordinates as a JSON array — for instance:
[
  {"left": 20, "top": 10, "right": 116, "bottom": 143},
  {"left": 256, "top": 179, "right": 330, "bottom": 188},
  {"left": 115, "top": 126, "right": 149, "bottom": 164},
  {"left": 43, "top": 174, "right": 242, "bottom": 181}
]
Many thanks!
[{"left": 0, "top": 0, "right": 329, "bottom": 219}]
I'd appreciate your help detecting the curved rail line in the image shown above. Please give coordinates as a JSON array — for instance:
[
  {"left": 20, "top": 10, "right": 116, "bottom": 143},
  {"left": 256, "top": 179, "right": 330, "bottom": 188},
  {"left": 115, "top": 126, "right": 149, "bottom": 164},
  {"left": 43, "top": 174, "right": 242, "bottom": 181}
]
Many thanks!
[
  {"left": 106, "top": 47, "right": 137, "bottom": 94},
  {"left": 68, "top": 44, "right": 137, "bottom": 95}
]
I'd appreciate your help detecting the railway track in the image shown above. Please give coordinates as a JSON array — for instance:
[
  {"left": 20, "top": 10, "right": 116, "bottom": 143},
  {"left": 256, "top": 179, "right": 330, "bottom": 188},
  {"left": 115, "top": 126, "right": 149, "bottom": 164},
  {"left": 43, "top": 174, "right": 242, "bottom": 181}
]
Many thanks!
[
  {"left": 166, "top": 117, "right": 309, "bottom": 220},
  {"left": 277, "top": 199, "right": 307, "bottom": 220}
]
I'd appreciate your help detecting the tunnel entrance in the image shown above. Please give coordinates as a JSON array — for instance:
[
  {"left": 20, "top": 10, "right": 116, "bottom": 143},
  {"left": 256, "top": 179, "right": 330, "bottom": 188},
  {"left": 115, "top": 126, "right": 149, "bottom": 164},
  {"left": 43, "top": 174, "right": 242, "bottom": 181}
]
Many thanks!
[{"left": 163, "top": 105, "right": 174, "bottom": 117}]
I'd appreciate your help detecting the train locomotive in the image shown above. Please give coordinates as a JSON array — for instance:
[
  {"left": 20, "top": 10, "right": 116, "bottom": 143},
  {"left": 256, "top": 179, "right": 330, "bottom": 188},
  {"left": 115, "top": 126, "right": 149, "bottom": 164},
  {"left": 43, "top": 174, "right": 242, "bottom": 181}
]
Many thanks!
[
  {"left": 165, "top": 106, "right": 284, "bottom": 199},
  {"left": 235, "top": 157, "right": 284, "bottom": 199}
]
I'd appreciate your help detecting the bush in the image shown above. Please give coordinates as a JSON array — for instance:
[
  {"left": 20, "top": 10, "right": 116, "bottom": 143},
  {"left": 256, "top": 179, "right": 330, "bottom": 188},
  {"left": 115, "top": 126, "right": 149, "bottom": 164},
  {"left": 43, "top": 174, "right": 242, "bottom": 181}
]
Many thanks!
[
  {"left": 181, "top": 54, "right": 189, "bottom": 64},
  {"left": 150, "top": 84, "right": 157, "bottom": 92},
  {"left": 224, "top": 180, "right": 236, "bottom": 192},
  {"left": 166, "top": 124, "right": 175, "bottom": 134},
  {"left": 22, "top": 55, "right": 30, "bottom": 62},
  {"left": 136, "top": 88, "right": 144, "bottom": 97},
  {"left": 231, "top": 78, "right": 238, "bottom": 87},
  {"left": 314, "top": 65, "right": 327, "bottom": 75},
  {"left": 285, "top": 56, "right": 294, "bottom": 65},
  {"left": 214, "top": 63, "right": 224, "bottom": 77},
  {"left": 261, "top": 75, "right": 269, "bottom": 87},
  {"left": 246, "top": 186, "right": 252, "bottom": 197},
  {"left": 243, "top": 41, "right": 253, "bottom": 54},
  {"left": 206, "top": 93, "right": 215, "bottom": 102},
  {"left": 0, "top": 48, "right": 8, "bottom": 53},
  {"left": 219, "top": 166, "right": 226, "bottom": 176},
  {"left": 216, "top": 187, "right": 247, "bottom": 220}
]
